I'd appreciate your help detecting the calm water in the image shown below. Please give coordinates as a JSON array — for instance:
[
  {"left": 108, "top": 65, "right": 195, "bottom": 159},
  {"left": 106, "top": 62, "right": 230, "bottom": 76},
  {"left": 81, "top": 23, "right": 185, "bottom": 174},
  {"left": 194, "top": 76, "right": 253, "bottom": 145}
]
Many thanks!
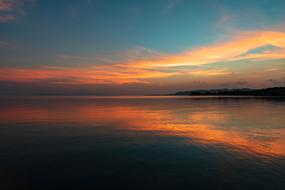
[{"left": 1, "top": 96, "right": 285, "bottom": 190}]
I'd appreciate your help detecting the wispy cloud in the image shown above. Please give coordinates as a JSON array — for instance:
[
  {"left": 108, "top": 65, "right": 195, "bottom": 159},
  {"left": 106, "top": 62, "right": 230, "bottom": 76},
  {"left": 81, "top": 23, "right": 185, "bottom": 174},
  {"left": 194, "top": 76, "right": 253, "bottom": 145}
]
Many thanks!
[
  {"left": 187, "top": 69, "right": 230, "bottom": 76},
  {"left": 0, "top": 0, "right": 33, "bottom": 22},
  {"left": 0, "top": 0, "right": 20, "bottom": 11},
  {"left": 0, "top": 14, "right": 16, "bottom": 22},
  {"left": 57, "top": 46, "right": 161, "bottom": 64},
  {"left": 148, "top": 30, "right": 285, "bottom": 68},
  {"left": 163, "top": 0, "right": 184, "bottom": 13},
  {"left": 0, "top": 66, "right": 179, "bottom": 84},
  {"left": 0, "top": 29, "right": 285, "bottom": 85}
]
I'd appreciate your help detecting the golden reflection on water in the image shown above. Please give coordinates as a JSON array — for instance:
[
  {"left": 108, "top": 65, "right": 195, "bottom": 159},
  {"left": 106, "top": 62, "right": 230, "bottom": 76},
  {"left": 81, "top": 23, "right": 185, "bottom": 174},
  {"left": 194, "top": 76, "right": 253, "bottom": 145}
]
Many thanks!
[{"left": 1, "top": 98, "right": 285, "bottom": 157}]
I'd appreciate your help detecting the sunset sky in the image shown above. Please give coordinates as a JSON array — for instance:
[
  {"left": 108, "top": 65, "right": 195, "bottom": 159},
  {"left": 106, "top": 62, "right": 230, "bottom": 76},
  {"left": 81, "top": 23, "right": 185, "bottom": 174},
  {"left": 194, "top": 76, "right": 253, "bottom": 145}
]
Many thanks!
[{"left": 0, "top": 0, "right": 285, "bottom": 95}]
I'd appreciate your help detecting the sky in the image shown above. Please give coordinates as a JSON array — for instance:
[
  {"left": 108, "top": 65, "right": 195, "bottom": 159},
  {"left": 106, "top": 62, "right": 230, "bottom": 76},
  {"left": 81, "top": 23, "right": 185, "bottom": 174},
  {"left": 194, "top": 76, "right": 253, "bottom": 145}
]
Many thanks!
[{"left": 0, "top": 0, "right": 285, "bottom": 95}]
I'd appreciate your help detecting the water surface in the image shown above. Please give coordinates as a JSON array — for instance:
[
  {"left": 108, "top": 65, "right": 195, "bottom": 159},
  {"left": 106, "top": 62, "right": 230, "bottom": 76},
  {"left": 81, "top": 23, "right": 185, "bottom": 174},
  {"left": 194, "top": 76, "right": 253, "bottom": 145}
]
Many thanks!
[{"left": 1, "top": 96, "right": 285, "bottom": 189}]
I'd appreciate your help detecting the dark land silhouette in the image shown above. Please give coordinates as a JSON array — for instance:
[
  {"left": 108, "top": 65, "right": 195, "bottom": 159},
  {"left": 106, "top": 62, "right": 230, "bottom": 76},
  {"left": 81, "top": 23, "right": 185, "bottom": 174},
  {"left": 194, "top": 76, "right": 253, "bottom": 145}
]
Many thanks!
[{"left": 170, "top": 87, "right": 285, "bottom": 96}]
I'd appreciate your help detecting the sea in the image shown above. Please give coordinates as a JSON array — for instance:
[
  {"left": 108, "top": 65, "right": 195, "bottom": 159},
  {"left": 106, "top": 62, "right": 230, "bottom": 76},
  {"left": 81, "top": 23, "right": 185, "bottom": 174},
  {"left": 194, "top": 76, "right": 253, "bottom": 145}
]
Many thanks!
[{"left": 1, "top": 96, "right": 285, "bottom": 189}]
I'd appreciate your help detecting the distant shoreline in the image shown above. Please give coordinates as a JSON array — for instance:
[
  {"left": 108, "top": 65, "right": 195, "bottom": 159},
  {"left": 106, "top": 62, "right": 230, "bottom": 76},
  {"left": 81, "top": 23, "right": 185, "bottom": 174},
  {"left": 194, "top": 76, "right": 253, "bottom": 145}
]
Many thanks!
[
  {"left": 168, "top": 87, "right": 285, "bottom": 96},
  {"left": 0, "top": 87, "right": 285, "bottom": 97}
]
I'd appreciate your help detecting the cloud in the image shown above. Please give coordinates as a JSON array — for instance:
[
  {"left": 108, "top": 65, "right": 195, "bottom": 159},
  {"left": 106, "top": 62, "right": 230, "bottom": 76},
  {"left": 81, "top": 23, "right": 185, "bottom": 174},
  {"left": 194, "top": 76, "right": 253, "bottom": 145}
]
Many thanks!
[
  {"left": 57, "top": 46, "right": 162, "bottom": 64},
  {"left": 0, "top": 66, "right": 179, "bottom": 85},
  {"left": 57, "top": 54, "right": 115, "bottom": 64},
  {"left": 103, "top": 30, "right": 285, "bottom": 72},
  {"left": 151, "top": 30, "right": 285, "bottom": 68},
  {"left": 0, "top": 29, "right": 285, "bottom": 85},
  {"left": 0, "top": 0, "right": 33, "bottom": 22},
  {"left": 0, "top": 0, "right": 20, "bottom": 11},
  {"left": 163, "top": 0, "right": 184, "bottom": 13},
  {"left": 187, "top": 69, "right": 230, "bottom": 76},
  {"left": 0, "top": 14, "right": 16, "bottom": 22}
]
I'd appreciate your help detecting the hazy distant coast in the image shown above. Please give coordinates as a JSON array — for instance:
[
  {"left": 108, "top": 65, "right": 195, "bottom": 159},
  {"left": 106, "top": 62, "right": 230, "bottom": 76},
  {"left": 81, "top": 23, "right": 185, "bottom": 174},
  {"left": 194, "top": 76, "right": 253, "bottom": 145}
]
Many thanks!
[{"left": 169, "top": 87, "right": 285, "bottom": 96}]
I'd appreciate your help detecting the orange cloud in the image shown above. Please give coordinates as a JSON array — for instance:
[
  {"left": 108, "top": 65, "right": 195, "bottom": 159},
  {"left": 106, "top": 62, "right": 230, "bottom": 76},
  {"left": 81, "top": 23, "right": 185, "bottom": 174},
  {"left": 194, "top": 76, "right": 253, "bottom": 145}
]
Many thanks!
[
  {"left": 87, "top": 30, "right": 285, "bottom": 71},
  {"left": 142, "top": 30, "right": 285, "bottom": 68},
  {"left": 0, "top": 29, "right": 285, "bottom": 84},
  {"left": 0, "top": 66, "right": 179, "bottom": 84},
  {"left": 187, "top": 69, "right": 230, "bottom": 76}
]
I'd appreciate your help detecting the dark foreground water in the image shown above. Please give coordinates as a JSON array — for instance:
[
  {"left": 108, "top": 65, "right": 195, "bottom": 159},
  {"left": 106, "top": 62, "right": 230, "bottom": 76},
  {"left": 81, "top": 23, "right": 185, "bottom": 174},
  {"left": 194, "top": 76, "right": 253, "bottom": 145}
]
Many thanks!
[{"left": 0, "top": 96, "right": 285, "bottom": 190}]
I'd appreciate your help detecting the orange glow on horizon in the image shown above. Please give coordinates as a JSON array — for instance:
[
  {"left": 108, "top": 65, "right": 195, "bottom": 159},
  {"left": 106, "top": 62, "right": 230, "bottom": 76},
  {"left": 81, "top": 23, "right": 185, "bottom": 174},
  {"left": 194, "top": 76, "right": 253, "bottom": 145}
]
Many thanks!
[{"left": 0, "top": 30, "right": 285, "bottom": 85}]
